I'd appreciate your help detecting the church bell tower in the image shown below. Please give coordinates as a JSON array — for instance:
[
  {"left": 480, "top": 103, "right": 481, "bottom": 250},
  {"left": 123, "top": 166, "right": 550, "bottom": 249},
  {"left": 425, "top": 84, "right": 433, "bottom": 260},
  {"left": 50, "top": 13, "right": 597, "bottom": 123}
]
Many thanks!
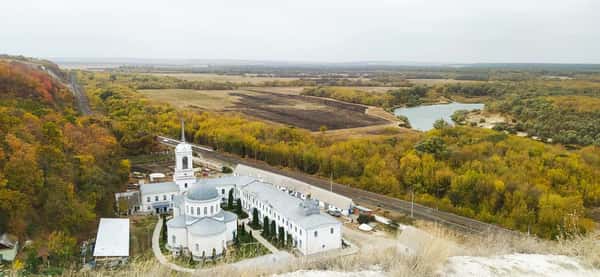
[{"left": 173, "top": 120, "right": 195, "bottom": 193}]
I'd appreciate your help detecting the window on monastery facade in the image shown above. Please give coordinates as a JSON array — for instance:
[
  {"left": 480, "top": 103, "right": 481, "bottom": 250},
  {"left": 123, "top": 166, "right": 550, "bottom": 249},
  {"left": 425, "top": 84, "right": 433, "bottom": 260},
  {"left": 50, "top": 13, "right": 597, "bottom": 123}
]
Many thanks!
[
  {"left": 210, "top": 206, "right": 214, "bottom": 214},
  {"left": 163, "top": 195, "right": 166, "bottom": 201},
  {"left": 172, "top": 235, "right": 176, "bottom": 244},
  {"left": 155, "top": 196, "right": 158, "bottom": 201},
  {"left": 197, "top": 207, "right": 200, "bottom": 215},
  {"left": 330, "top": 228, "right": 334, "bottom": 234},
  {"left": 147, "top": 197, "right": 150, "bottom": 202},
  {"left": 204, "top": 207, "right": 207, "bottom": 215},
  {"left": 195, "top": 244, "right": 199, "bottom": 251},
  {"left": 171, "top": 194, "right": 174, "bottom": 200},
  {"left": 314, "top": 231, "right": 318, "bottom": 237},
  {"left": 184, "top": 183, "right": 188, "bottom": 188}
]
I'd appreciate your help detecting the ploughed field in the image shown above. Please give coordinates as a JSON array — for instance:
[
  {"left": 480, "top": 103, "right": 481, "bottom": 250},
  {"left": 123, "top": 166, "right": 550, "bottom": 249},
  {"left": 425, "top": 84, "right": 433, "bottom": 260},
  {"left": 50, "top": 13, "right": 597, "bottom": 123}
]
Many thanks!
[{"left": 139, "top": 88, "right": 387, "bottom": 131}]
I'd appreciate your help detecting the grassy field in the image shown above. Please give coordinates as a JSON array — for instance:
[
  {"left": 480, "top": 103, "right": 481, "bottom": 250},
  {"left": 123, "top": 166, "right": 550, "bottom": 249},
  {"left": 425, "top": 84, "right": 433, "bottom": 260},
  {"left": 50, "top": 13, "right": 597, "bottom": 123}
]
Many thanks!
[
  {"left": 341, "top": 86, "right": 400, "bottom": 93},
  {"left": 407, "top": 78, "right": 485, "bottom": 85},
  {"left": 316, "top": 124, "right": 415, "bottom": 141},
  {"left": 244, "top": 86, "right": 306, "bottom": 95},
  {"left": 130, "top": 216, "right": 158, "bottom": 260},
  {"left": 139, "top": 88, "right": 388, "bottom": 131},
  {"left": 138, "top": 89, "right": 246, "bottom": 111},
  {"left": 144, "top": 73, "right": 300, "bottom": 84}
]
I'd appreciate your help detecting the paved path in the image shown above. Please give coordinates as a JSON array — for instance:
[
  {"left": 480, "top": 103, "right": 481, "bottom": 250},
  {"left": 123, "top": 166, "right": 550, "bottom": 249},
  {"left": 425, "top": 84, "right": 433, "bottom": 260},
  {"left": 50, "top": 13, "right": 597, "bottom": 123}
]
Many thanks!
[
  {"left": 243, "top": 222, "right": 279, "bottom": 254},
  {"left": 151, "top": 216, "right": 195, "bottom": 273}
]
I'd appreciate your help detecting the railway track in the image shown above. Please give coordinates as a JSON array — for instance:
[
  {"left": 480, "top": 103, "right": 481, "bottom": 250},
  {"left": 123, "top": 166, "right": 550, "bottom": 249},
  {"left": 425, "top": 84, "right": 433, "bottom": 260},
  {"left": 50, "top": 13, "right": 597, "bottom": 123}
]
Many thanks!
[{"left": 157, "top": 136, "right": 518, "bottom": 236}]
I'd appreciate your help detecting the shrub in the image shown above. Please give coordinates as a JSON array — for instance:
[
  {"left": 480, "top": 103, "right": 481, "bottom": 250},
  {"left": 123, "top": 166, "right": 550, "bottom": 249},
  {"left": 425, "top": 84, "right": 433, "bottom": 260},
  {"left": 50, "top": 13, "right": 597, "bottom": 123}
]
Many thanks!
[{"left": 357, "top": 214, "right": 374, "bottom": 224}]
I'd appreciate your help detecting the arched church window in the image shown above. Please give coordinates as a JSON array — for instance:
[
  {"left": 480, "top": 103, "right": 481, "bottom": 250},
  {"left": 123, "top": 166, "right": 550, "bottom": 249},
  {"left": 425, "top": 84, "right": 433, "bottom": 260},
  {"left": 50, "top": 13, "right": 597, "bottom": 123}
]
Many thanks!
[
  {"left": 204, "top": 207, "right": 207, "bottom": 215},
  {"left": 197, "top": 207, "right": 200, "bottom": 215},
  {"left": 184, "top": 183, "right": 188, "bottom": 188},
  {"left": 210, "top": 206, "right": 214, "bottom": 214},
  {"left": 182, "top": 156, "right": 189, "bottom": 169}
]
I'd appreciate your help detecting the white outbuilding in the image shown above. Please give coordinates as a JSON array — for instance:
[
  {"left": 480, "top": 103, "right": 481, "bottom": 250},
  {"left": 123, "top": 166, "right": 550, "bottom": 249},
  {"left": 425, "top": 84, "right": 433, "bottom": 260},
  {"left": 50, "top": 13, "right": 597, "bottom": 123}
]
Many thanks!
[{"left": 93, "top": 218, "right": 129, "bottom": 265}]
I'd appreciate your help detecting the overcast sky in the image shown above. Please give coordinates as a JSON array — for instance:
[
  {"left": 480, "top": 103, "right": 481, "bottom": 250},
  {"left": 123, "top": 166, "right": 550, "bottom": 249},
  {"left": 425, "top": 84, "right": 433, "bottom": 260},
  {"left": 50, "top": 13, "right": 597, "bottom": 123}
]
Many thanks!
[{"left": 1, "top": 0, "right": 599, "bottom": 63}]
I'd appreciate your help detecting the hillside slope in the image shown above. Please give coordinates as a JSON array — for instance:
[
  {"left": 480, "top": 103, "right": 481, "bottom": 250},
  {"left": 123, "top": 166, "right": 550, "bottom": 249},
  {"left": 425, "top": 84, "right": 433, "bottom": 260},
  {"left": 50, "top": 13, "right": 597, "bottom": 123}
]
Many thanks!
[{"left": 0, "top": 59, "right": 129, "bottom": 269}]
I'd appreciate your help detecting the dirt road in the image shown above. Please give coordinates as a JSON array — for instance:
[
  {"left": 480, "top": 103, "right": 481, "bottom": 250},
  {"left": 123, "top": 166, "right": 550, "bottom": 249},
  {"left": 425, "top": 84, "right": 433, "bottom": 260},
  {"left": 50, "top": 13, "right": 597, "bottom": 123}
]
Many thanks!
[{"left": 69, "top": 72, "right": 92, "bottom": 115}]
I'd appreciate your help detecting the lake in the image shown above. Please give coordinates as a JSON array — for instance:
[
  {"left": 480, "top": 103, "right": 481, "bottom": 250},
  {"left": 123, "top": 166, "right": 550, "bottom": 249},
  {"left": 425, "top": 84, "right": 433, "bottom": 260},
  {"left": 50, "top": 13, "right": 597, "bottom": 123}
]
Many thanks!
[{"left": 394, "top": 102, "right": 484, "bottom": 131}]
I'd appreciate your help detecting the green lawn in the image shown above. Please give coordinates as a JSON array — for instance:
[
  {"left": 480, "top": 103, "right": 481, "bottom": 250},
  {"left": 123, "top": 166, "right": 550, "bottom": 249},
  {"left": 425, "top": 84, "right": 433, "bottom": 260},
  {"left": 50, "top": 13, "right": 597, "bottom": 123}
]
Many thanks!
[{"left": 130, "top": 216, "right": 157, "bottom": 260}]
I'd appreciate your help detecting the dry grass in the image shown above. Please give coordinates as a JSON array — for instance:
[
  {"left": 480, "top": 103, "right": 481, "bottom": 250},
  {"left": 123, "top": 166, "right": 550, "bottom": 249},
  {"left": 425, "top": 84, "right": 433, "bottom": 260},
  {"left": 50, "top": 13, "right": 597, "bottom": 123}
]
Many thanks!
[
  {"left": 245, "top": 86, "right": 306, "bottom": 95},
  {"left": 335, "top": 86, "right": 401, "bottom": 94},
  {"left": 8, "top": 222, "right": 598, "bottom": 277},
  {"left": 317, "top": 124, "right": 416, "bottom": 141},
  {"left": 138, "top": 89, "right": 244, "bottom": 111},
  {"left": 144, "top": 73, "right": 300, "bottom": 84},
  {"left": 366, "top": 106, "right": 400, "bottom": 122},
  {"left": 407, "top": 79, "right": 485, "bottom": 85},
  {"left": 417, "top": 221, "right": 600, "bottom": 269}
]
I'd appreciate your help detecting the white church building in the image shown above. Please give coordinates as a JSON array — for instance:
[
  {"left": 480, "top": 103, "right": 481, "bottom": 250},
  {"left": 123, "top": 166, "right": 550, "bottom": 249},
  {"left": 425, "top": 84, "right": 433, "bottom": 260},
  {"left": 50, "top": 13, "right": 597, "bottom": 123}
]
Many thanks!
[{"left": 138, "top": 122, "right": 342, "bottom": 258}]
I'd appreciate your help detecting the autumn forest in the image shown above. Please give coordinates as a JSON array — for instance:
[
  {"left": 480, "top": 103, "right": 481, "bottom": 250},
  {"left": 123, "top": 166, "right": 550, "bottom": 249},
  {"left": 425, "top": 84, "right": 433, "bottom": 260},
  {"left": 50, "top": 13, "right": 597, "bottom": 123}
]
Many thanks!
[{"left": 1, "top": 58, "right": 600, "bottom": 270}]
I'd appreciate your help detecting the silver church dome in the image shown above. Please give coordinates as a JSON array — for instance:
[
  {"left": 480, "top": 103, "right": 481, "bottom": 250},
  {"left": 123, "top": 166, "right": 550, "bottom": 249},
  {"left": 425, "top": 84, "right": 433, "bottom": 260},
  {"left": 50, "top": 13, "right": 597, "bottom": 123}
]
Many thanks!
[{"left": 187, "top": 185, "right": 219, "bottom": 201}]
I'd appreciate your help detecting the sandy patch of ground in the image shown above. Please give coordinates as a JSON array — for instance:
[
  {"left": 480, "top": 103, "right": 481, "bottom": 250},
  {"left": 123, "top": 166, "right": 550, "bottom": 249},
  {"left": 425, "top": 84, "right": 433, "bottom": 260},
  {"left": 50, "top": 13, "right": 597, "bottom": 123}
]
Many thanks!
[{"left": 465, "top": 111, "right": 508, "bottom": 129}]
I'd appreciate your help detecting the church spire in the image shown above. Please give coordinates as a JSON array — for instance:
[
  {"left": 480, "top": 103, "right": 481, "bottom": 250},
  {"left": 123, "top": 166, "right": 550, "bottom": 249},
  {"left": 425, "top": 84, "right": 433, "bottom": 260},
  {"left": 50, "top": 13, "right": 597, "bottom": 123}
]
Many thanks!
[{"left": 181, "top": 119, "right": 185, "bottom": 142}]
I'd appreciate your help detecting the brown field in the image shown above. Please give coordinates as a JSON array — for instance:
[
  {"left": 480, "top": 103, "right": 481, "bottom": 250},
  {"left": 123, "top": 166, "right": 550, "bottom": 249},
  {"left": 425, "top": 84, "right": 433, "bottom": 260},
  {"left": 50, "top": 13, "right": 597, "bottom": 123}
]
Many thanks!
[
  {"left": 316, "top": 123, "right": 416, "bottom": 141},
  {"left": 139, "top": 88, "right": 388, "bottom": 131},
  {"left": 144, "top": 73, "right": 300, "bottom": 84}
]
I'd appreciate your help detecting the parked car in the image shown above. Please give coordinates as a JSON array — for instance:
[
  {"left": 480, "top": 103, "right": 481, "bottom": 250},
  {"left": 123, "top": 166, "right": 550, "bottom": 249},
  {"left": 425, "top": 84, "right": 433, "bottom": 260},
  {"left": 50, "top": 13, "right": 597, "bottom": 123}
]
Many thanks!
[{"left": 327, "top": 210, "right": 342, "bottom": 217}]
